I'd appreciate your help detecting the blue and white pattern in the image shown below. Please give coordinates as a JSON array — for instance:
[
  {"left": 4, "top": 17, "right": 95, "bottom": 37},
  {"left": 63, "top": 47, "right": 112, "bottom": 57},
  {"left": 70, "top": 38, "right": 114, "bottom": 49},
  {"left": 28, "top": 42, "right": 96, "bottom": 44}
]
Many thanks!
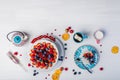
[
  {"left": 74, "top": 45, "right": 99, "bottom": 70},
  {"left": 13, "top": 35, "right": 22, "bottom": 44}
]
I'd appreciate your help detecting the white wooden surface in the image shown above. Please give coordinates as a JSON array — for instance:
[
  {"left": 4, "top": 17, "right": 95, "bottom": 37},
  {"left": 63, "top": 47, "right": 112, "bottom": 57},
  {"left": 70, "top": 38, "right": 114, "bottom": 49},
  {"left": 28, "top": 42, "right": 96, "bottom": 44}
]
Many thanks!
[{"left": 0, "top": 0, "right": 120, "bottom": 80}]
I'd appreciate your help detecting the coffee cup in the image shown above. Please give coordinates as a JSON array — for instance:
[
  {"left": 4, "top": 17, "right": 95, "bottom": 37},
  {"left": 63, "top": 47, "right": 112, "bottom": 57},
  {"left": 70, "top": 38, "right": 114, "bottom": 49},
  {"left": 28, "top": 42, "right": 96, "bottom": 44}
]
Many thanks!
[{"left": 73, "top": 32, "right": 88, "bottom": 43}]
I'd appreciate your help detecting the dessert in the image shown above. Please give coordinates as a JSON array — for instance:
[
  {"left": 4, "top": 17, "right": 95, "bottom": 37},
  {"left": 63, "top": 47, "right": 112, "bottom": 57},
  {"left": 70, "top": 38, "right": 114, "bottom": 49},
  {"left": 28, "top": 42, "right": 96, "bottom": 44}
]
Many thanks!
[{"left": 29, "top": 42, "right": 58, "bottom": 69}]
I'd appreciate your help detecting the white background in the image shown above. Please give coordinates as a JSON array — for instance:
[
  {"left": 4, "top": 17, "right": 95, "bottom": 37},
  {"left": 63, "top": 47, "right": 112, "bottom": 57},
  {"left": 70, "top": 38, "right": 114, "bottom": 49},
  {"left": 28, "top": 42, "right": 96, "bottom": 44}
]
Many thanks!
[{"left": 0, "top": 0, "right": 120, "bottom": 80}]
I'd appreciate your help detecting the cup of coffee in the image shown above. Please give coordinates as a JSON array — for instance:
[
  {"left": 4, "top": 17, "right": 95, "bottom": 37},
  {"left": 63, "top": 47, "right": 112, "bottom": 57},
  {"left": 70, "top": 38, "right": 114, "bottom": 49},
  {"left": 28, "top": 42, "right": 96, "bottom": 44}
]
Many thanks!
[
  {"left": 7, "top": 31, "right": 29, "bottom": 47},
  {"left": 73, "top": 32, "right": 88, "bottom": 43}
]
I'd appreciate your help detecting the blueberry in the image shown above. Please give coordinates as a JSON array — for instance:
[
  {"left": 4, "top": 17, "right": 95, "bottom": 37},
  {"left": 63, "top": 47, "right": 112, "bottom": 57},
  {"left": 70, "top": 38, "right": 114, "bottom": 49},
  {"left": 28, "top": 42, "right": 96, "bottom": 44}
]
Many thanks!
[
  {"left": 35, "top": 55, "right": 39, "bottom": 60},
  {"left": 100, "top": 51, "right": 102, "bottom": 53},
  {"left": 76, "top": 58, "right": 80, "bottom": 61},
  {"left": 72, "top": 69, "right": 75, "bottom": 72},
  {"left": 58, "top": 58, "right": 61, "bottom": 61},
  {"left": 64, "top": 43, "right": 67, "bottom": 46},
  {"left": 74, "top": 72, "right": 77, "bottom": 75},
  {"left": 60, "top": 56, "right": 64, "bottom": 59},
  {"left": 42, "top": 50, "right": 44, "bottom": 53},
  {"left": 78, "top": 72, "right": 81, "bottom": 74},
  {"left": 34, "top": 70, "right": 36, "bottom": 72},
  {"left": 36, "top": 72, "right": 39, "bottom": 74},
  {"left": 58, "top": 58, "right": 63, "bottom": 61},
  {"left": 45, "top": 48, "right": 49, "bottom": 51},
  {"left": 33, "top": 73, "right": 36, "bottom": 76},
  {"left": 64, "top": 48, "right": 67, "bottom": 50},
  {"left": 50, "top": 54, "right": 54, "bottom": 58},
  {"left": 91, "top": 60, "right": 94, "bottom": 63},
  {"left": 50, "top": 62, "right": 53, "bottom": 64}
]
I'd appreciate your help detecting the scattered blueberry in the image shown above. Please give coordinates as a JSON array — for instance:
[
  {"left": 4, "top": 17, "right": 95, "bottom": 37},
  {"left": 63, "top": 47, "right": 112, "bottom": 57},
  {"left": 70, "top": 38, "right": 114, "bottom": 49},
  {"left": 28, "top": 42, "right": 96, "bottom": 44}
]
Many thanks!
[
  {"left": 100, "top": 44, "right": 102, "bottom": 47},
  {"left": 59, "top": 34, "right": 61, "bottom": 36},
  {"left": 74, "top": 72, "right": 77, "bottom": 75},
  {"left": 72, "top": 69, "right": 75, "bottom": 72},
  {"left": 64, "top": 43, "right": 67, "bottom": 46},
  {"left": 58, "top": 58, "right": 63, "bottom": 61},
  {"left": 64, "top": 48, "right": 67, "bottom": 50},
  {"left": 65, "top": 57, "right": 67, "bottom": 59},
  {"left": 54, "top": 29, "right": 57, "bottom": 31},
  {"left": 45, "top": 77, "right": 47, "bottom": 79},
  {"left": 60, "top": 56, "right": 64, "bottom": 59},
  {"left": 78, "top": 72, "right": 81, "bottom": 75},
  {"left": 100, "top": 51, "right": 102, "bottom": 53},
  {"left": 36, "top": 72, "right": 39, "bottom": 74},
  {"left": 48, "top": 74, "right": 50, "bottom": 76},
  {"left": 72, "top": 69, "right": 82, "bottom": 75},
  {"left": 33, "top": 73, "right": 36, "bottom": 76},
  {"left": 76, "top": 58, "right": 80, "bottom": 61},
  {"left": 34, "top": 70, "right": 36, "bottom": 72},
  {"left": 51, "top": 33, "right": 53, "bottom": 35}
]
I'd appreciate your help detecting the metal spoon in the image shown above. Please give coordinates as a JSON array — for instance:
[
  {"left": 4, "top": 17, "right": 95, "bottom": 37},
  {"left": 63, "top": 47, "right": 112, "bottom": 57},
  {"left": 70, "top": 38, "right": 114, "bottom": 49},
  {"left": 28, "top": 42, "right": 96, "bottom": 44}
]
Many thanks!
[
  {"left": 7, "top": 51, "right": 27, "bottom": 72},
  {"left": 76, "top": 58, "right": 93, "bottom": 74}
]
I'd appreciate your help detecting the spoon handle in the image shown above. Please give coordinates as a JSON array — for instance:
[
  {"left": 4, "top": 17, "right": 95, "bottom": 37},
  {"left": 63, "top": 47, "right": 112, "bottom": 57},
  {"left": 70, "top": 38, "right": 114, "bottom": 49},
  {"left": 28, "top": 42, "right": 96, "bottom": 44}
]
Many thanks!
[
  {"left": 7, "top": 51, "right": 27, "bottom": 72},
  {"left": 81, "top": 62, "right": 92, "bottom": 74}
]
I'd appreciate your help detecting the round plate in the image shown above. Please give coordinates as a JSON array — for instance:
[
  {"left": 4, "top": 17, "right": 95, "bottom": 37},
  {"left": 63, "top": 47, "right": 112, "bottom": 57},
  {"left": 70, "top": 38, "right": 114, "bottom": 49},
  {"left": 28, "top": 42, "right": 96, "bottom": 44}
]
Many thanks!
[
  {"left": 74, "top": 45, "right": 99, "bottom": 70},
  {"left": 29, "top": 36, "right": 65, "bottom": 71}
]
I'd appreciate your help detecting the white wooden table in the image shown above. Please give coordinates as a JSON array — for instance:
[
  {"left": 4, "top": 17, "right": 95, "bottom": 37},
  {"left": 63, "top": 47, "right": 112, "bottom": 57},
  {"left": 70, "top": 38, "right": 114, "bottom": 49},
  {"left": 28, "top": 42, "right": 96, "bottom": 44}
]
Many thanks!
[{"left": 0, "top": 0, "right": 120, "bottom": 80}]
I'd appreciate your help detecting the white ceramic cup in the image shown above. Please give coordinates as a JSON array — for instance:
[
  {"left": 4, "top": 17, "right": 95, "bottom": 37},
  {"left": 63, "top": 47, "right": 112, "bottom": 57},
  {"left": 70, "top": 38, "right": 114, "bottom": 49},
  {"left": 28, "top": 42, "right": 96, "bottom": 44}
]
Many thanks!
[{"left": 94, "top": 30, "right": 104, "bottom": 44}]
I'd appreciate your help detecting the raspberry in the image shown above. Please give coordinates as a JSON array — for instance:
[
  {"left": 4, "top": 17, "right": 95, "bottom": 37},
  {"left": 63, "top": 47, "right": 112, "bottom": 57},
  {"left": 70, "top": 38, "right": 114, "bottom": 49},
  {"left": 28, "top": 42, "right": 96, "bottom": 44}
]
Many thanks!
[
  {"left": 70, "top": 30, "right": 74, "bottom": 33},
  {"left": 28, "top": 63, "right": 31, "bottom": 67},
  {"left": 64, "top": 67, "right": 68, "bottom": 71},
  {"left": 14, "top": 52, "right": 18, "bottom": 56},
  {"left": 100, "top": 67, "right": 104, "bottom": 71}
]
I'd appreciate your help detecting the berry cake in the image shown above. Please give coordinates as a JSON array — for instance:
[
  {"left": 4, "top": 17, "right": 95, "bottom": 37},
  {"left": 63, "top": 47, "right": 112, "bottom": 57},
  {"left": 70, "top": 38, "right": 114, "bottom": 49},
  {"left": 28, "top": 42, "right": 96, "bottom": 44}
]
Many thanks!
[{"left": 29, "top": 41, "right": 58, "bottom": 69}]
